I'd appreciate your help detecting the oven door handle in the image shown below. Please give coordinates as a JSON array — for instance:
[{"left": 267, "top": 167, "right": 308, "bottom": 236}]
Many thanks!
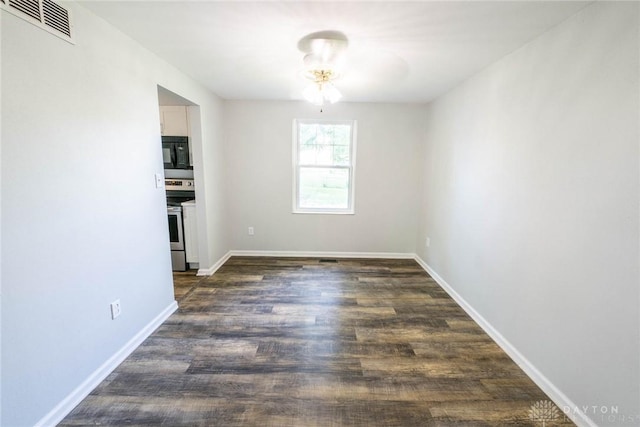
[{"left": 170, "top": 145, "right": 177, "bottom": 167}]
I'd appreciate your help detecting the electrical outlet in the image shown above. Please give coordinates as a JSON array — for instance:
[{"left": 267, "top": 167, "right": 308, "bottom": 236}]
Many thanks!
[
  {"left": 110, "top": 299, "right": 121, "bottom": 319},
  {"left": 426, "top": 237, "right": 430, "bottom": 248},
  {"left": 248, "top": 226, "right": 254, "bottom": 236}
]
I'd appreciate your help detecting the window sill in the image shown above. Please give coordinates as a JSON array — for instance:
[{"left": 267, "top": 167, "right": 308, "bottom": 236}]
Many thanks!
[{"left": 293, "top": 209, "right": 355, "bottom": 215}]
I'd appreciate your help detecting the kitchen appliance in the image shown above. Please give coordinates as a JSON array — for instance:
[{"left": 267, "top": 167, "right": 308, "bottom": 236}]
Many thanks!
[
  {"left": 167, "top": 206, "right": 186, "bottom": 271},
  {"left": 162, "top": 136, "right": 191, "bottom": 170},
  {"left": 165, "top": 178, "right": 195, "bottom": 271}
]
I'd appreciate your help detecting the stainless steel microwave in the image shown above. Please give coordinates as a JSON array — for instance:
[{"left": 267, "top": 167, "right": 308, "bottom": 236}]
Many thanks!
[{"left": 162, "top": 136, "right": 191, "bottom": 170}]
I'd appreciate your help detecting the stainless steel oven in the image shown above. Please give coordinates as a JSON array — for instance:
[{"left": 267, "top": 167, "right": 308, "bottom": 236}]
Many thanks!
[
  {"left": 165, "top": 179, "right": 195, "bottom": 271},
  {"left": 167, "top": 206, "right": 185, "bottom": 271},
  {"left": 167, "top": 207, "right": 184, "bottom": 251}
]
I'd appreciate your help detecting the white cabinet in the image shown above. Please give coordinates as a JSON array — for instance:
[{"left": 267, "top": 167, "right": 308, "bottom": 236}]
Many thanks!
[
  {"left": 181, "top": 200, "right": 199, "bottom": 266},
  {"left": 160, "top": 106, "right": 190, "bottom": 137},
  {"left": 160, "top": 105, "right": 192, "bottom": 166}
]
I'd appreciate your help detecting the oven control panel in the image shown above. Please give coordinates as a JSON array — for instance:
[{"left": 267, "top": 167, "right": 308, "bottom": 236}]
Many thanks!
[{"left": 165, "top": 179, "right": 195, "bottom": 191}]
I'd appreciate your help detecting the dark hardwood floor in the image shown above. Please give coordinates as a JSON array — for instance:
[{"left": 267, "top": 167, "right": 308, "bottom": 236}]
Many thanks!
[
  {"left": 59, "top": 257, "right": 573, "bottom": 426},
  {"left": 172, "top": 269, "right": 204, "bottom": 302}
]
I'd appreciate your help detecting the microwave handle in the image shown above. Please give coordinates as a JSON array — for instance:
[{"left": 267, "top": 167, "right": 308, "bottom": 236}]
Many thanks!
[{"left": 170, "top": 145, "right": 176, "bottom": 166}]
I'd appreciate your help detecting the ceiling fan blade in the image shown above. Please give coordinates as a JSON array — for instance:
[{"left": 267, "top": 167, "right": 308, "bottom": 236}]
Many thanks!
[{"left": 341, "top": 46, "right": 409, "bottom": 86}]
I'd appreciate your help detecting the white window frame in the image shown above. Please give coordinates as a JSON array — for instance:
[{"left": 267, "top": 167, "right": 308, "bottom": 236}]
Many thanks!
[{"left": 292, "top": 119, "right": 357, "bottom": 214}]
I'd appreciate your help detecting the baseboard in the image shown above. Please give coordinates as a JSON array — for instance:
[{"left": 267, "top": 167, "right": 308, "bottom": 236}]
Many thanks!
[
  {"left": 196, "top": 250, "right": 414, "bottom": 276},
  {"left": 34, "top": 301, "right": 179, "bottom": 427},
  {"left": 197, "top": 250, "right": 232, "bottom": 276},
  {"left": 413, "top": 256, "right": 596, "bottom": 427},
  {"left": 229, "top": 250, "right": 415, "bottom": 259}
]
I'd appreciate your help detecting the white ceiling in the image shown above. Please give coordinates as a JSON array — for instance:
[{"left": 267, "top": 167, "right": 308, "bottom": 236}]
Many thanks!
[{"left": 81, "top": 1, "right": 590, "bottom": 104}]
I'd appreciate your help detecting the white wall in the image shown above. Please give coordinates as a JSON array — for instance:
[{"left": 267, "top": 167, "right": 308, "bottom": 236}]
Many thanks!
[
  {"left": 418, "top": 2, "right": 639, "bottom": 424},
  {"left": 0, "top": 2, "right": 226, "bottom": 425},
  {"left": 3, "top": 0, "right": 637, "bottom": 425},
  {"left": 224, "top": 101, "right": 423, "bottom": 255},
  {"left": 191, "top": 101, "right": 229, "bottom": 271}
]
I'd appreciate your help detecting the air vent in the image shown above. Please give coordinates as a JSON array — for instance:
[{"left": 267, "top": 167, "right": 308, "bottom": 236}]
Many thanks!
[
  {"left": 42, "top": 0, "right": 70, "bottom": 37},
  {"left": 2, "top": 0, "right": 72, "bottom": 42},
  {"left": 8, "top": 0, "right": 40, "bottom": 21}
]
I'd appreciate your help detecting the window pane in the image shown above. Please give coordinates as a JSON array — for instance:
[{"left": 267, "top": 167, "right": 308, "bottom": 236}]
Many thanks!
[
  {"left": 299, "top": 167, "right": 349, "bottom": 209},
  {"left": 299, "top": 123, "right": 351, "bottom": 166}
]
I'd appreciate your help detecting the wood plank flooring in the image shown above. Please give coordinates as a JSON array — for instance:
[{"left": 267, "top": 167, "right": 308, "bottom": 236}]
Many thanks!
[
  {"left": 172, "top": 270, "right": 205, "bottom": 301},
  {"left": 59, "top": 257, "right": 574, "bottom": 426}
]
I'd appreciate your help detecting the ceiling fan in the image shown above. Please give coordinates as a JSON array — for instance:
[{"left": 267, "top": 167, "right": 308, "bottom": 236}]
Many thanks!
[
  {"left": 297, "top": 31, "right": 349, "bottom": 107},
  {"left": 296, "top": 30, "right": 409, "bottom": 107}
]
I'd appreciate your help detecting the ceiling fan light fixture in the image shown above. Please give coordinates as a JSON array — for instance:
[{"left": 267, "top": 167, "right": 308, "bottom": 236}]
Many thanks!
[
  {"left": 298, "top": 31, "right": 348, "bottom": 108},
  {"left": 302, "top": 80, "right": 342, "bottom": 106},
  {"left": 302, "top": 69, "right": 342, "bottom": 106},
  {"left": 303, "top": 52, "right": 346, "bottom": 75},
  {"left": 302, "top": 83, "right": 323, "bottom": 106},
  {"left": 322, "top": 81, "right": 342, "bottom": 104}
]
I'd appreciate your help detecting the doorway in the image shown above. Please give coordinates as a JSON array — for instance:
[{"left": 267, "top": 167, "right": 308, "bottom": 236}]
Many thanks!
[{"left": 157, "top": 86, "right": 204, "bottom": 300}]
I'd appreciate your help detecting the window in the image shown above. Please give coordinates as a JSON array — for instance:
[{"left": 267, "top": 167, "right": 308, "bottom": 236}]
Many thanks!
[{"left": 293, "top": 119, "right": 356, "bottom": 214}]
